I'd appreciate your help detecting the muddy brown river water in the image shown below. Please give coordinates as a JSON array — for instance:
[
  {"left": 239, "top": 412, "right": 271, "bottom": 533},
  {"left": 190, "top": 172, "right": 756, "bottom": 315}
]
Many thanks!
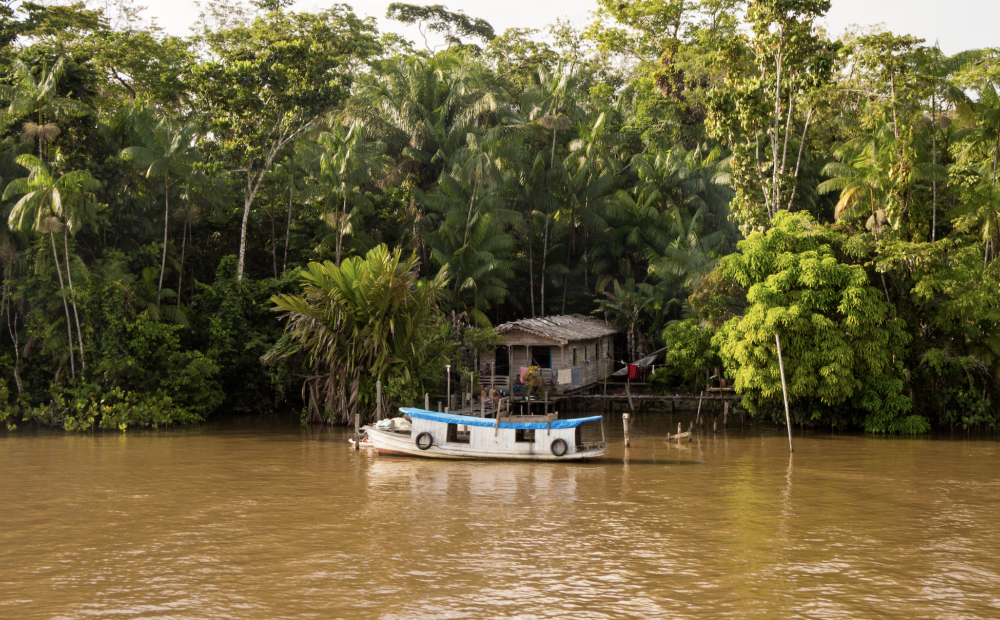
[{"left": 2, "top": 414, "right": 999, "bottom": 619}]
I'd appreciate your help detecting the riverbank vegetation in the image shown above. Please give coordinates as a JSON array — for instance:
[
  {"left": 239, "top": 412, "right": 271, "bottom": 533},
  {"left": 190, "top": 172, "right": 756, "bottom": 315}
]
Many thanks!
[{"left": 0, "top": 0, "right": 996, "bottom": 432}]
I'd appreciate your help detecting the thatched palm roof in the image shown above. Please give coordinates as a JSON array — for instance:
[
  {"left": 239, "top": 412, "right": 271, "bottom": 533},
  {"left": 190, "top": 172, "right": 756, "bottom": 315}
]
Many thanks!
[{"left": 495, "top": 314, "right": 618, "bottom": 345}]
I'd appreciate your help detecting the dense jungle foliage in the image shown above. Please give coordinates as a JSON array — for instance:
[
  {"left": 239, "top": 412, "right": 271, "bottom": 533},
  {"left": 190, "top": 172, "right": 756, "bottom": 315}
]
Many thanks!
[{"left": 0, "top": 0, "right": 997, "bottom": 432}]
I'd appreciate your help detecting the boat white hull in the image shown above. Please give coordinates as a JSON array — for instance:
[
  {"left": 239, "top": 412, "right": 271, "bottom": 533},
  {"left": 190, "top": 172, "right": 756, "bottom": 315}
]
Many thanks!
[{"left": 365, "top": 427, "right": 604, "bottom": 461}]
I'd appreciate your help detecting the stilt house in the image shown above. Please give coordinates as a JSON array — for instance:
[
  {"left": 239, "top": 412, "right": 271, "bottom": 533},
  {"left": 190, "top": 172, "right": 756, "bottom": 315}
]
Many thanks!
[{"left": 481, "top": 315, "right": 619, "bottom": 394}]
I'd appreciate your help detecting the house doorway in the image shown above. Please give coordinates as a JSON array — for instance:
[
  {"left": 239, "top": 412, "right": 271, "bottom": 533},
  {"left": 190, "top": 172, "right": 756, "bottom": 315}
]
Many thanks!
[
  {"left": 495, "top": 346, "right": 510, "bottom": 377},
  {"left": 530, "top": 346, "right": 551, "bottom": 369}
]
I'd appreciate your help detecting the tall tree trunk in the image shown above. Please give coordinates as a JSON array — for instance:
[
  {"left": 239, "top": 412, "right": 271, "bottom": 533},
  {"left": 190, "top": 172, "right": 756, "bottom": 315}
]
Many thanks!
[
  {"left": 63, "top": 229, "right": 85, "bottom": 371},
  {"left": 269, "top": 204, "right": 277, "bottom": 279},
  {"left": 550, "top": 130, "right": 557, "bottom": 169},
  {"left": 50, "top": 232, "right": 74, "bottom": 379},
  {"left": 463, "top": 181, "right": 478, "bottom": 246},
  {"left": 177, "top": 222, "right": 187, "bottom": 307},
  {"left": 237, "top": 172, "right": 254, "bottom": 281},
  {"left": 157, "top": 172, "right": 169, "bottom": 302},
  {"left": 528, "top": 211, "right": 536, "bottom": 317},
  {"left": 561, "top": 245, "right": 571, "bottom": 315},
  {"left": 770, "top": 47, "right": 783, "bottom": 215},
  {"left": 786, "top": 108, "right": 813, "bottom": 211},
  {"left": 931, "top": 94, "right": 938, "bottom": 242},
  {"left": 336, "top": 196, "right": 346, "bottom": 266},
  {"left": 780, "top": 90, "right": 794, "bottom": 178},
  {"left": 541, "top": 208, "right": 551, "bottom": 317},
  {"left": 5, "top": 286, "right": 22, "bottom": 394},
  {"left": 284, "top": 148, "right": 294, "bottom": 273},
  {"left": 562, "top": 199, "right": 577, "bottom": 315}
]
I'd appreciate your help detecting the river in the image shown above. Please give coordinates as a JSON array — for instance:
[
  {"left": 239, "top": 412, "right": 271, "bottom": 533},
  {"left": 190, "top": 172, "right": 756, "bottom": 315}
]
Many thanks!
[{"left": 2, "top": 414, "right": 999, "bottom": 619}]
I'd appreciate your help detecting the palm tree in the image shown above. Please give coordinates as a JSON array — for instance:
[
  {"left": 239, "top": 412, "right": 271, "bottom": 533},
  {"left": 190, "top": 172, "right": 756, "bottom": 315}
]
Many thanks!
[
  {"left": 0, "top": 59, "right": 90, "bottom": 162},
  {"left": 523, "top": 64, "right": 586, "bottom": 316},
  {"left": 594, "top": 278, "right": 654, "bottom": 362},
  {"left": 302, "top": 122, "right": 392, "bottom": 265},
  {"left": 4, "top": 155, "right": 101, "bottom": 377},
  {"left": 264, "top": 245, "right": 450, "bottom": 424},
  {"left": 343, "top": 56, "right": 513, "bottom": 270},
  {"left": 120, "top": 119, "right": 200, "bottom": 300},
  {"left": 954, "top": 81, "right": 1000, "bottom": 259},
  {"left": 818, "top": 117, "right": 945, "bottom": 237}
]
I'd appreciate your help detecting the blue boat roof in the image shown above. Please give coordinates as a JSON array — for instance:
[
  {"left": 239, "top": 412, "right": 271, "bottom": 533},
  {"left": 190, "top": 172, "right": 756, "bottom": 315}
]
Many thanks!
[{"left": 400, "top": 408, "right": 603, "bottom": 430}]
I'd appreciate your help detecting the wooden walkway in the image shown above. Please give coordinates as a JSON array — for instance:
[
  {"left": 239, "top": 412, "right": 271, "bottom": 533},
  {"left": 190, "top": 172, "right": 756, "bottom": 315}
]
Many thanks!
[{"left": 571, "top": 393, "right": 741, "bottom": 402}]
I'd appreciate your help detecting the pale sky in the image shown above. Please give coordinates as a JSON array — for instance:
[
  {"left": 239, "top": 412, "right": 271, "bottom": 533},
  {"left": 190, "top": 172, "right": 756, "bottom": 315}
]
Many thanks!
[{"left": 136, "top": 0, "right": 996, "bottom": 56}]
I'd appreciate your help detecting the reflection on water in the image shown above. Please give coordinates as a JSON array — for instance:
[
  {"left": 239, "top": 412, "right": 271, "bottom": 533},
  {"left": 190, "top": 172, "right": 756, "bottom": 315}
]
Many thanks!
[{"left": 2, "top": 417, "right": 999, "bottom": 619}]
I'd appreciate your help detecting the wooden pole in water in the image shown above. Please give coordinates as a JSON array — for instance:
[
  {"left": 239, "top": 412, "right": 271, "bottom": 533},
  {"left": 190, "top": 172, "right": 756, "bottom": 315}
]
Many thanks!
[
  {"left": 354, "top": 413, "right": 360, "bottom": 451},
  {"left": 696, "top": 391, "right": 704, "bottom": 427},
  {"left": 626, "top": 376, "right": 635, "bottom": 412},
  {"left": 376, "top": 380, "right": 382, "bottom": 421},
  {"left": 446, "top": 363, "right": 451, "bottom": 413},
  {"left": 623, "top": 412, "right": 630, "bottom": 448},
  {"left": 724, "top": 401, "right": 729, "bottom": 427},
  {"left": 776, "top": 333, "right": 794, "bottom": 453},
  {"left": 425, "top": 393, "right": 430, "bottom": 411}
]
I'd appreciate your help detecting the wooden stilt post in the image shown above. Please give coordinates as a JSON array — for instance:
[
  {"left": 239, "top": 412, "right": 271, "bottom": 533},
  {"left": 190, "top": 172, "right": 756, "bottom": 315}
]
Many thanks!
[
  {"left": 376, "top": 380, "right": 382, "bottom": 422},
  {"left": 677, "top": 422, "right": 682, "bottom": 444},
  {"left": 688, "top": 420, "right": 693, "bottom": 443},
  {"left": 626, "top": 377, "right": 635, "bottom": 413},
  {"left": 724, "top": 401, "right": 729, "bottom": 427},
  {"left": 425, "top": 393, "right": 429, "bottom": 411},
  {"left": 696, "top": 391, "right": 704, "bottom": 427},
  {"left": 354, "top": 413, "right": 360, "bottom": 451},
  {"left": 603, "top": 377, "right": 609, "bottom": 415},
  {"left": 446, "top": 363, "right": 451, "bottom": 414},
  {"left": 623, "top": 412, "right": 630, "bottom": 448},
  {"left": 776, "top": 333, "right": 794, "bottom": 453},
  {"left": 544, "top": 391, "right": 549, "bottom": 416}
]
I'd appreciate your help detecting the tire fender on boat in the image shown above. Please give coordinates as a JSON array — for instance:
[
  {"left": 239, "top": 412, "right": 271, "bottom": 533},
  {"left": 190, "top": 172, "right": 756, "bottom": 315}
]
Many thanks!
[
  {"left": 415, "top": 432, "right": 433, "bottom": 450},
  {"left": 550, "top": 438, "right": 567, "bottom": 457}
]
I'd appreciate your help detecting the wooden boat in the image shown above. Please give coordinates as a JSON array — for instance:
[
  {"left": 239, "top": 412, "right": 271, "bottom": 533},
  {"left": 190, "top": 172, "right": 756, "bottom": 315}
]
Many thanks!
[{"left": 365, "top": 407, "right": 606, "bottom": 460}]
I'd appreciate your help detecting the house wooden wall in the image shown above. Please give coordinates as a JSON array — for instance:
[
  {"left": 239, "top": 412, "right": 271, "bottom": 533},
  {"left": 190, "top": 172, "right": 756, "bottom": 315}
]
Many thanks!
[{"left": 481, "top": 328, "right": 616, "bottom": 392}]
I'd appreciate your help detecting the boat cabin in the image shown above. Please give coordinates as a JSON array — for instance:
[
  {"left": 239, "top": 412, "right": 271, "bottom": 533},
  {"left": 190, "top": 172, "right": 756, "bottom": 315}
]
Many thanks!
[{"left": 481, "top": 315, "right": 619, "bottom": 394}]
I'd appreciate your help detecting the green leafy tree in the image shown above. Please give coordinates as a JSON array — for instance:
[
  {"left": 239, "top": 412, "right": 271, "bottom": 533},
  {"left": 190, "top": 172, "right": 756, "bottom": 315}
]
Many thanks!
[
  {"left": 386, "top": 3, "right": 495, "bottom": 53},
  {"left": 192, "top": 6, "right": 381, "bottom": 281},
  {"left": 714, "top": 211, "right": 923, "bottom": 433},
  {"left": 706, "top": 0, "right": 834, "bottom": 232}
]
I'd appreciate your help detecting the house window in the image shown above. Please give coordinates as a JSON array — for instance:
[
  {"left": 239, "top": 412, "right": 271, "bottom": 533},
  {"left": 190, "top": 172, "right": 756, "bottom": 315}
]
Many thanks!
[
  {"left": 572, "top": 348, "right": 577, "bottom": 365},
  {"left": 515, "top": 429, "right": 535, "bottom": 443},
  {"left": 447, "top": 423, "right": 470, "bottom": 444}
]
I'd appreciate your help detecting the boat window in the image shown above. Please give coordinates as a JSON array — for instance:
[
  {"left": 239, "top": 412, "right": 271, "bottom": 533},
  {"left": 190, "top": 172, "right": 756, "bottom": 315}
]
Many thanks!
[
  {"left": 446, "top": 423, "right": 470, "bottom": 444},
  {"left": 515, "top": 429, "right": 535, "bottom": 443}
]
